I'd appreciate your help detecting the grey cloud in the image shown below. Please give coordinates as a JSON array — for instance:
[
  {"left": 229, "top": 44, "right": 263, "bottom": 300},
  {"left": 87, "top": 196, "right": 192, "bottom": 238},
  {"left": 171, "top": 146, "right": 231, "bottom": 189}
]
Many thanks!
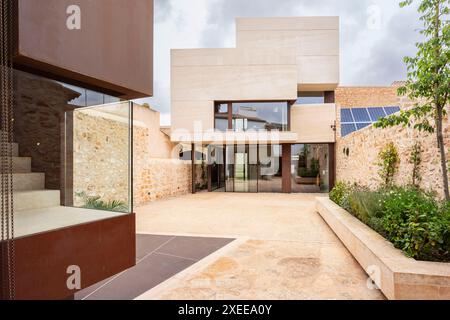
[{"left": 356, "top": 7, "right": 423, "bottom": 85}]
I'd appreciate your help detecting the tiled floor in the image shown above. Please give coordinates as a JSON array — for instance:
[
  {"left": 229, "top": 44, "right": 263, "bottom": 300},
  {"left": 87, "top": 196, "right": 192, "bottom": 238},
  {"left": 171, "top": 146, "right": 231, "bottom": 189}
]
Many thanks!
[{"left": 75, "top": 234, "right": 234, "bottom": 300}]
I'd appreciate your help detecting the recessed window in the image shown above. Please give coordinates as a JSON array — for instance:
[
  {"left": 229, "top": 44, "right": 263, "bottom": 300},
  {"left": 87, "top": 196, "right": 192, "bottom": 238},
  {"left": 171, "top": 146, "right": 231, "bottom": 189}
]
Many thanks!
[
  {"left": 214, "top": 101, "right": 289, "bottom": 132},
  {"left": 295, "top": 92, "right": 325, "bottom": 104},
  {"left": 214, "top": 103, "right": 229, "bottom": 132}
]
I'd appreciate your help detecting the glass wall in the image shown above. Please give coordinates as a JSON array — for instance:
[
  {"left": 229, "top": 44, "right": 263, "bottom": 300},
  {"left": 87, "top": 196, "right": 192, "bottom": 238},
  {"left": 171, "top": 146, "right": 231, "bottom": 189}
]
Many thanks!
[
  {"left": 214, "top": 103, "right": 229, "bottom": 132},
  {"left": 232, "top": 102, "right": 289, "bottom": 131},
  {"left": 64, "top": 101, "right": 133, "bottom": 212},
  {"left": 222, "top": 144, "right": 282, "bottom": 193},
  {"left": 12, "top": 69, "right": 133, "bottom": 238},
  {"left": 258, "top": 144, "right": 283, "bottom": 193},
  {"left": 214, "top": 102, "right": 289, "bottom": 132},
  {"left": 291, "top": 144, "right": 329, "bottom": 193}
]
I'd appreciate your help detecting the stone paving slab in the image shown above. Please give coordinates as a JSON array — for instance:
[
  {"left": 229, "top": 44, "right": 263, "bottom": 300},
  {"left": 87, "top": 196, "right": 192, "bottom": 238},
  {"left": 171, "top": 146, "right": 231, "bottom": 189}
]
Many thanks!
[{"left": 135, "top": 193, "right": 386, "bottom": 300}]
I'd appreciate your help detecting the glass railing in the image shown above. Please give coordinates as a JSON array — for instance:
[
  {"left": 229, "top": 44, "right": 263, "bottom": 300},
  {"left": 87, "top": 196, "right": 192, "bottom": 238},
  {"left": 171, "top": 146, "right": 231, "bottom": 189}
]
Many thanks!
[{"left": 63, "top": 101, "right": 133, "bottom": 213}]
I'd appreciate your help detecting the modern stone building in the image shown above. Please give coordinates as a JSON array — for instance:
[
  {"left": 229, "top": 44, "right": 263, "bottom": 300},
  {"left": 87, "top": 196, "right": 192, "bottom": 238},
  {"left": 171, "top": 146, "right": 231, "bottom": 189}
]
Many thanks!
[{"left": 171, "top": 17, "right": 340, "bottom": 194}]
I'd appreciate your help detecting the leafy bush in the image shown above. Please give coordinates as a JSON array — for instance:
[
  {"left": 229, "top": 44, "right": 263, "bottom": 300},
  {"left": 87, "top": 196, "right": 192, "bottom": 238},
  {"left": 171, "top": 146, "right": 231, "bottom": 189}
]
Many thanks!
[
  {"left": 380, "top": 187, "right": 449, "bottom": 260},
  {"left": 328, "top": 184, "right": 450, "bottom": 262},
  {"left": 348, "top": 188, "right": 387, "bottom": 235},
  {"left": 378, "top": 142, "right": 400, "bottom": 186},
  {"left": 329, "top": 181, "right": 353, "bottom": 210}
]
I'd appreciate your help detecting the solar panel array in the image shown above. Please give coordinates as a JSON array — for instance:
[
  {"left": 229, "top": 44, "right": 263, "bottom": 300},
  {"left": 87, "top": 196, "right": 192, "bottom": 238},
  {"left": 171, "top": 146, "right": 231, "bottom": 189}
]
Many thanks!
[{"left": 341, "top": 106, "right": 401, "bottom": 137}]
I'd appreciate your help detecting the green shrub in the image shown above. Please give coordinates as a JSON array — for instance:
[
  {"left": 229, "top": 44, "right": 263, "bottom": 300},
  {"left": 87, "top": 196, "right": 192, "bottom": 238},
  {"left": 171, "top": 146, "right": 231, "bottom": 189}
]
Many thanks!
[
  {"left": 380, "top": 187, "right": 448, "bottom": 261},
  {"left": 377, "top": 142, "right": 400, "bottom": 186},
  {"left": 329, "top": 181, "right": 353, "bottom": 210},
  {"left": 331, "top": 184, "right": 450, "bottom": 262},
  {"left": 347, "top": 188, "right": 387, "bottom": 234}
]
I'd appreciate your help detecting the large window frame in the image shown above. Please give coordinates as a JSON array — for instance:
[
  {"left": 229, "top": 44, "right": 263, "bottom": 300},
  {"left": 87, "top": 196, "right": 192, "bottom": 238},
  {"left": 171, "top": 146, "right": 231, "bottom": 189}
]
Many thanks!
[{"left": 214, "top": 101, "right": 292, "bottom": 132}]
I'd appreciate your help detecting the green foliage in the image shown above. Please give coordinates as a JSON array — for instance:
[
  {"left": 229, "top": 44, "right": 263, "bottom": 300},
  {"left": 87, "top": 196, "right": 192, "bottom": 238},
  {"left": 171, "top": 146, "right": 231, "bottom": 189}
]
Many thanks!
[
  {"left": 329, "top": 183, "right": 450, "bottom": 261},
  {"left": 75, "top": 191, "right": 129, "bottom": 212},
  {"left": 348, "top": 188, "right": 387, "bottom": 234},
  {"left": 377, "top": 143, "right": 400, "bottom": 186},
  {"left": 410, "top": 142, "right": 423, "bottom": 187},
  {"left": 329, "top": 181, "right": 353, "bottom": 210},
  {"left": 374, "top": 0, "right": 450, "bottom": 199},
  {"left": 381, "top": 187, "right": 449, "bottom": 260}
]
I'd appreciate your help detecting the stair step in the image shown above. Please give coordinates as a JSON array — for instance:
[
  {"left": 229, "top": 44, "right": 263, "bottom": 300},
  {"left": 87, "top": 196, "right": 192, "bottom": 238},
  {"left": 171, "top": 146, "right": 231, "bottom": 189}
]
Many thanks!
[
  {"left": 0, "top": 143, "right": 19, "bottom": 157},
  {"left": 12, "top": 172, "right": 45, "bottom": 191},
  {"left": 12, "top": 157, "right": 31, "bottom": 173},
  {"left": 14, "top": 190, "right": 60, "bottom": 212}
]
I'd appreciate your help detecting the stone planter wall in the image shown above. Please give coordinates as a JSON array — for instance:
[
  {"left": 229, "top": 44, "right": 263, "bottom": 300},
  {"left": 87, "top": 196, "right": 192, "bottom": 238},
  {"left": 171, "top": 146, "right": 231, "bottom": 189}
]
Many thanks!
[{"left": 316, "top": 197, "right": 450, "bottom": 300}]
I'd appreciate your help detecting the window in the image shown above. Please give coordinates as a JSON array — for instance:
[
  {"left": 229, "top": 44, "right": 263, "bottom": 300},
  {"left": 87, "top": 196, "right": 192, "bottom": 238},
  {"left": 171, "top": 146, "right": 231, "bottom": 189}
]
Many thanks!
[
  {"left": 295, "top": 92, "right": 325, "bottom": 104},
  {"left": 215, "top": 101, "right": 289, "bottom": 132},
  {"left": 214, "top": 103, "right": 229, "bottom": 132}
]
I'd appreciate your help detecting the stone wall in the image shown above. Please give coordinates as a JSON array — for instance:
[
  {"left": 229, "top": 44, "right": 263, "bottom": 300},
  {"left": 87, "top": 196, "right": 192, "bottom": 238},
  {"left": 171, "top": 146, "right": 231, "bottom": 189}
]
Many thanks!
[
  {"left": 335, "top": 85, "right": 400, "bottom": 108},
  {"left": 335, "top": 85, "right": 450, "bottom": 198},
  {"left": 73, "top": 105, "right": 192, "bottom": 208},
  {"left": 73, "top": 109, "right": 130, "bottom": 206},
  {"left": 14, "top": 70, "right": 79, "bottom": 191},
  {"left": 134, "top": 159, "right": 191, "bottom": 204}
]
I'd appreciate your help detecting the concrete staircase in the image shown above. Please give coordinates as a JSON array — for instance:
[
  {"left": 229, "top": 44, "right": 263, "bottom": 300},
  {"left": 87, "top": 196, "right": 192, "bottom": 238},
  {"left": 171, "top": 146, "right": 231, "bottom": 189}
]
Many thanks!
[{"left": 2, "top": 141, "right": 61, "bottom": 212}]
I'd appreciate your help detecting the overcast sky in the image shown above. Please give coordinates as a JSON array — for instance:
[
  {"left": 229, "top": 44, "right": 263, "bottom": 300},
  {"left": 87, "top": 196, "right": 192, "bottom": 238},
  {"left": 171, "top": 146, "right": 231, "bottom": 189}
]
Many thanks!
[{"left": 135, "top": 0, "right": 423, "bottom": 125}]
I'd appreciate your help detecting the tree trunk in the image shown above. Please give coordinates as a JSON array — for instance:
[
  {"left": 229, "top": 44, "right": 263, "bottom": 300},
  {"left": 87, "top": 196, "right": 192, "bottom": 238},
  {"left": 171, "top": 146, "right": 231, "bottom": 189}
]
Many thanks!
[
  {"left": 433, "top": 2, "right": 449, "bottom": 200},
  {"left": 437, "top": 106, "right": 450, "bottom": 200}
]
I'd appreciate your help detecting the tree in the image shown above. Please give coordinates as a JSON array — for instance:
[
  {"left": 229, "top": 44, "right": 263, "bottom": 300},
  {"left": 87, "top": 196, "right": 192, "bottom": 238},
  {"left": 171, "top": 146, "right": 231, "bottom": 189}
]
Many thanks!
[{"left": 374, "top": 0, "right": 450, "bottom": 200}]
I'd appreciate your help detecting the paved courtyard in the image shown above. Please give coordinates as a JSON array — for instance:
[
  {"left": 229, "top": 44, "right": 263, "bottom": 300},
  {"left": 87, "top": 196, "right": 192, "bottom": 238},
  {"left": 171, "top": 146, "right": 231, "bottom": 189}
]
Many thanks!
[{"left": 135, "top": 192, "right": 385, "bottom": 300}]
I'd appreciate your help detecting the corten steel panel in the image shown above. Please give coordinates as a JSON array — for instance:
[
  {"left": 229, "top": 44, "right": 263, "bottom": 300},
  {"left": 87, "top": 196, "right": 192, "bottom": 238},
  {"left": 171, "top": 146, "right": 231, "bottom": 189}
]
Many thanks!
[
  {"left": 282, "top": 144, "right": 292, "bottom": 193},
  {"left": 14, "top": 0, "right": 153, "bottom": 99},
  {"left": 13, "top": 213, "right": 136, "bottom": 300}
]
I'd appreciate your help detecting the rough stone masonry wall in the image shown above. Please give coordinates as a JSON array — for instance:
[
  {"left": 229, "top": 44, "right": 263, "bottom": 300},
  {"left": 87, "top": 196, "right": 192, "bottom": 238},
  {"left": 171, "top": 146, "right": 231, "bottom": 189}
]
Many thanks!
[
  {"left": 73, "top": 109, "right": 130, "bottom": 206},
  {"left": 133, "top": 124, "right": 191, "bottom": 205},
  {"left": 335, "top": 85, "right": 450, "bottom": 198},
  {"left": 74, "top": 108, "right": 192, "bottom": 208}
]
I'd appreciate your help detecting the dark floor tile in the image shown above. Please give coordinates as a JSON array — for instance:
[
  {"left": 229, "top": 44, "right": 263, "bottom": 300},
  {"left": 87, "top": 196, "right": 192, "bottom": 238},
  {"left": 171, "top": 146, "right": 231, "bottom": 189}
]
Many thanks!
[
  {"left": 82, "top": 253, "right": 194, "bottom": 300},
  {"left": 136, "top": 234, "right": 174, "bottom": 261},
  {"left": 75, "top": 275, "right": 115, "bottom": 300},
  {"left": 157, "top": 236, "right": 234, "bottom": 261}
]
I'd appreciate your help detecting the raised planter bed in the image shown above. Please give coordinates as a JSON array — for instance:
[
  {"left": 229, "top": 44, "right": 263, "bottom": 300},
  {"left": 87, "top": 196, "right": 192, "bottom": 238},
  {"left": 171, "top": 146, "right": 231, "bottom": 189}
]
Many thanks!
[{"left": 316, "top": 197, "right": 450, "bottom": 300}]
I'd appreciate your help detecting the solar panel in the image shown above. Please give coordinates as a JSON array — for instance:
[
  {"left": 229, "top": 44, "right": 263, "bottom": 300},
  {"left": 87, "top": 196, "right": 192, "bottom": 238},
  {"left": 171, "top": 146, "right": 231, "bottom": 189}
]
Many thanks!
[
  {"left": 356, "top": 123, "right": 371, "bottom": 130},
  {"left": 340, "top": 109, "right": 354, "bottom": 122},
  {"left": 368, "top": 107, "right": 386, "bottom": 122},
  {"left": 340, "top": 106, "right": 400, "bottom": 137},
  {"left": 341, "top": 123, "right": 357, "bottom": 136},
  {"left": 351, "top": 108, "right": 371, "bottom": 122},
  {"left": 384, "top": 106, "right": 401, "bottom": 115}
]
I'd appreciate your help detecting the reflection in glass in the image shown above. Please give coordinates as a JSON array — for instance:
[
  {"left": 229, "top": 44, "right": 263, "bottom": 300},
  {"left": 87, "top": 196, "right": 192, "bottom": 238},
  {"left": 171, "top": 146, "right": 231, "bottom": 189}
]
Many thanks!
[
  {"left": 232, "top": 102, "right": 288, "bottom": 132},
  {"left": 258, "top": 145, "right": 282, "bottom": 193},
  {"left": 214, "top": 103, "right": 229, "bottom": 132},
  {"left": 291, "top": 144, "right": 329, "bottom": 193},
  {"left": 295, "top": 92, "right": 325, "bottom": 104}
]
